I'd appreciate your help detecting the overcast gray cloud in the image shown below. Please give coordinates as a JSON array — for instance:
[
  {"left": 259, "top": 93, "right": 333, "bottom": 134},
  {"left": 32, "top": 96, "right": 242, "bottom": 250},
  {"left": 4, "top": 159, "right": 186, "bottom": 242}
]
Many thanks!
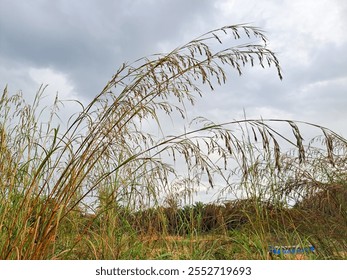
[
  {"left": 1, "top": 0, "right": 346, "bottom": 136},
  {"left": 0, "top": 0, "right": 217, "bottom": 99},
  {"left": 1, "top": 0, "right": 347, "bottom": 204}
]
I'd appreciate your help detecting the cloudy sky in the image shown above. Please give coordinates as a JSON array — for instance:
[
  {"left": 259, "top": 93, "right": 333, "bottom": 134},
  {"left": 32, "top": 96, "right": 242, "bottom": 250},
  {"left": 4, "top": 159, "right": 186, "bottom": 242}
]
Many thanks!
[
  {"left": 1, "top": 1, "right": 347, "bottom": 202},
  {"left": 1, "top": 0, "right": 346, "bottom": 135}
]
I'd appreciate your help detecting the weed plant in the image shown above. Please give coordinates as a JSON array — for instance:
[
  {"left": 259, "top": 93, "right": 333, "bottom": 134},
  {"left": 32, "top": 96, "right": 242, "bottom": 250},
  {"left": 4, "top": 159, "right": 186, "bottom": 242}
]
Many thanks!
[{"left": 0, "top": 24, "right": 346, "bottom": 259}]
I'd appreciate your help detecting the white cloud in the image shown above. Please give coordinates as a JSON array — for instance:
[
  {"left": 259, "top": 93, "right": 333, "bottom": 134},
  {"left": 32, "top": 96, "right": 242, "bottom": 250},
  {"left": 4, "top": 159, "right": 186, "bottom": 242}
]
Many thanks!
[
  {"left": 284, "top": 0, "right": 345, "bottom": 46},
  {"left": 29, "top": 67, "right": 79, "bottom": 100},
  {"left": 27, "top": 67, "right": 86, "bottom": 128}
]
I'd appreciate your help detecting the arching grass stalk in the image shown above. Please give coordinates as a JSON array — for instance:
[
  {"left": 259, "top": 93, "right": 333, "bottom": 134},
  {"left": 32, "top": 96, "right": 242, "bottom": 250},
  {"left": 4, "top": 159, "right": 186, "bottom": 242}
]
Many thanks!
[{"left": 1, "top": 24, "right": 346, "bottom": 259}]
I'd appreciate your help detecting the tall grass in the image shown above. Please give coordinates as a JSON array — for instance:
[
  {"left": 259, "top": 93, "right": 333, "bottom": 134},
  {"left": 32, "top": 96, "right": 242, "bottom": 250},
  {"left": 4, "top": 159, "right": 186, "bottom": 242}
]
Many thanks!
[{"left": 0, "top": 24, "right": 346, "bottom": 259}]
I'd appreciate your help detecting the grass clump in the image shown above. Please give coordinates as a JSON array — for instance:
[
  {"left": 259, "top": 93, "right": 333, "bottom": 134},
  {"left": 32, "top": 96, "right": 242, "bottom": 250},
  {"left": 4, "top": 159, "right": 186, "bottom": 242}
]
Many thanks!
[{"left": 0, "top": 24, "right": 346, "bottom": 259}]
